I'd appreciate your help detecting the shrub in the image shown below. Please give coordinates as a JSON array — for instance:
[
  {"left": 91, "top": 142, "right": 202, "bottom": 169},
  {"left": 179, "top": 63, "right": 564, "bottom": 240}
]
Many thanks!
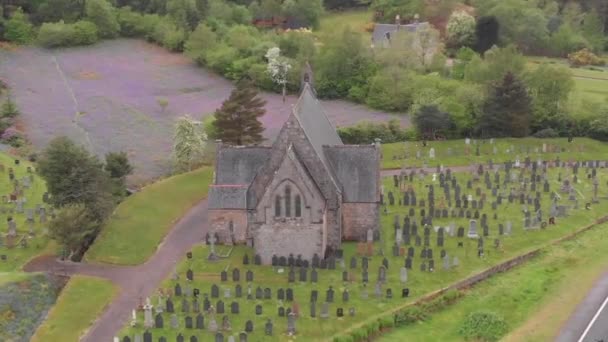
[
  {"left": 533, "top": 128, "right": 559, "bottom": 138},
  {"left": 4, "top": 8, "right": 35, "bottom": 44},
  {"left": 459, "top": 311, "right": 508, "bottom": 342},
  {"left": 1, "top": 95, "right": 19, "bottom": 118},
  {"left": 151, "top": 18, "right": 186, "bottom": 52},
  {"left": 337, "top": 119, "right": 408, "bottom": 144},
  {"left": 117, "top": 7, "right": 159, "bottom": 38},
  {"left": 568, "top": 48, "right": 605, "bottom": 67},
  {"left": 85, "top": 0, "right": 120, "bottom": 38},
  {"left": 38, "top": 21, "right": 99, "bottom": 48},
  {"left": 1, "top": 127, "right": 25, "bottom": 148}
]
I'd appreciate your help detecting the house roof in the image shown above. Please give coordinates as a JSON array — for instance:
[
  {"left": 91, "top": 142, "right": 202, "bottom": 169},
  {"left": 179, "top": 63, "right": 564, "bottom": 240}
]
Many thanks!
[
  {"left": 371, "top": 22, "right": 427, "bottom": 45},
  {"left": 215, "top": 146, "right": 272, "bottom": 185},
  {"left": 208, "top": 185, "right": 248, "bottom": 209},
  {"left": 324, "top": 145, "right": 380, "bottom": 203}
]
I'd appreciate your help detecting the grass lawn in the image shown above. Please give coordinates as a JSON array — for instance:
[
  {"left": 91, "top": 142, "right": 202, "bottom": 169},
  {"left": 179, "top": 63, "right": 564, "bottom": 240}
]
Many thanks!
[
  {"left": 120, "top": 165, "right": 608, "bottom": 341},
  {"left": 85, "top": 167, "right": 214, "bottom": 265},
  {"left": 382, "top": 137, "right": 608, "bottom": 169},
  {"left": 30, "top": 275, "right": 118, "bottom": 342},
  {"left": 317, "top": 10, "right": 373, "bottom": 42},
  {"left": 378, "top": 220, "right": 608, "bottom": 341}
]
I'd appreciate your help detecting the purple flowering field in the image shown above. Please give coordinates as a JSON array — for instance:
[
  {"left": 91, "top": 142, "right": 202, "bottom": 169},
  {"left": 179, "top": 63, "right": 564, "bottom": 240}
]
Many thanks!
[{"left": 0, "top": 39, "right": 408, "bottom": 184}]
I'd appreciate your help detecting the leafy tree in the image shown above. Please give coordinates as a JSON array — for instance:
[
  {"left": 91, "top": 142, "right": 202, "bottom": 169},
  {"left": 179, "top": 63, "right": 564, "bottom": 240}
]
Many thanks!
[
  {"left": 37, "top": 20, "right": 99, "bottom": 48},
  {"left": 474, "top": 16, "right": 499, "bottom": 54},
  {"left": 485, "top": 0, "right": 549, "bottom": 53},
  {"left": 5, "top": 8, "right": 34, "bottom": 44},
  {"left": 185, "top": 23, "right": 218, "bottom": 65},
  {"left": 167, "top": 0, "right": 201, "bottom": 31},
  {"left": 413, "top": 105, "right": 451, "bottom": 140},
  {"left": 213, "top": 80, "right": 266, "bottom": 145},
  {"left": 265, "top": 47, "right": 292, "bottom": 102},
  {"left": 370, "top": 0, "right": 425, "bottom": 24},
  {"left": 446, "top": 10, "right": 476, "bottom": 49},
  {"left": 49, "top": 204, "right": 97, "bottom": 260},
  {"left": 37, "top": 136, "right": 115, "bottom": 222},
  {"left": 525, "top": 64, "right": 574, "bottom": 132},
  {"left": 173, "top": 114, "right": 207, "bottom": 172},
  {"left": 479, "top": 72, "right": 532, "bottom": 138},
  {"left": 31, "top": 0, "right": 85, "bottom": 24},
  {"left": 581, "top": 12, "right": 605, "bottom": 53},
  {"left": 85, "top": 0, "right": 119, "bottom": 38},
  {"left": 464, "top": 45, "right": 525, "bottom": 85},
  {"left": 281, "top": 0, "right": 324, "bottom": 29},
  {"left": 548, "top": 24, "right": 589, "bottom": 57}
]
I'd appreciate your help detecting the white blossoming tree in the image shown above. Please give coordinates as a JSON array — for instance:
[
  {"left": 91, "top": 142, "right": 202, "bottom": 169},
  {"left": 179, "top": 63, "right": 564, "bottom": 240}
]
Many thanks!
[
  {"left": 173, "top": 114, "right": 207, "bottom": 173},
  {"left": 265, "top": 47, "right": 292, "bottom": 102}
]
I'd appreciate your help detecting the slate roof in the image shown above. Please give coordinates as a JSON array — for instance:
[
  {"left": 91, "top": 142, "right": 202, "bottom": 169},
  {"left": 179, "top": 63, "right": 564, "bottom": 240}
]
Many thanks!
[
  {"left": 324, "top": 145, "right": 380, "bottom": 203},
  {"left": 215, "top": 146, "right": 272, "bottom": 185},
  {"left": 293, "top": 83, "right": 343, "bottom": 166},
  {"left": 208, "top": 185, "right": 248, "bottom": 209},
  {"left": 371, "top": 22, "right": 427, "bottom": 46}
]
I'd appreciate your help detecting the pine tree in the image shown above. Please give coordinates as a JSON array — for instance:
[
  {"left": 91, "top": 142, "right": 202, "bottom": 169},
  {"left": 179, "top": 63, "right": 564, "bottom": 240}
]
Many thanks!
[
  {"left": 479, "top": 72, "right": 532, "bottom": 138},
  {"left": 214, "top": 80, "right": 266, "bottom": 145}
]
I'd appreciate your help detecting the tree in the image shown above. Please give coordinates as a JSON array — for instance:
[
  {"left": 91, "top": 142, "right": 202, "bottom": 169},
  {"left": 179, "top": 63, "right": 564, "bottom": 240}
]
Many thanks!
[
  {"left": 464, "top": 45, "right": 525, "bottom": 85},
  {"left": 185, "top": 23, "right": 218, "bottom": 65},
  {"left": 474, "top": 16, "right": 499, "bottom": 54},
  {"left": 479, "top": 72, "right": 532, "bottom": 138},
  {"left": 370, "top": 0, "right": 425, "bottom": 24},
  {"left": 446, "top": 10, "right": 476, "bottom": 49},
  {"left": 167, "top": 0, "right": 201, "bottom": 31},
  {"left": 1, "top": 93, "right": 19, "bottom": 118},
  {"left": 525, "top": 64, "right": 574, "bottom": 132},
  {"left": 49, "top": 204, "right": 97, "bottom": 260},
  {"left": 37, "top": 136, "right": 115, "bottom": 222},
  {"left": 4, "top": 8, "right": 34, "bottom": 44},
  {"left": 85, "top": 0, "right": 119, "bottom": 38},
  {"left": 281, "top": 0, "right": 324, "bottom": 29},
  {"left": 581, "top": 12, "right": 605, "bottom": 53},
  {"left": 413, "top": 105, "right": 451, "bottom": 140},
  {"left": 265, "top": 47, "right": 292, "bottom": 102},
  {"left": 213, "top": 80, "right": 266, "bottom": 145},
  {"left": 105, "top": 151, "right": 133, "bottom": 179},
  {"left": 173, "top": 115, "right": 207, "bottom": 172}
]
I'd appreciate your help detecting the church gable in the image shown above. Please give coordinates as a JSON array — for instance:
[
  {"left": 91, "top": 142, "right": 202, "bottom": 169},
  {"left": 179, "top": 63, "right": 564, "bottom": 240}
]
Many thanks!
[
  {"left": 248, "top": 111, "right": 341, "bottom": 210},
  {"left": 254, "top": 145, "right": 325, "bottom": 225}
]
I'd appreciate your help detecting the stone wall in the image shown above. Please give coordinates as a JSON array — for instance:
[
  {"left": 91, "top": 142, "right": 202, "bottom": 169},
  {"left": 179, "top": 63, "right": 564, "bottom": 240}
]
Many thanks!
[
  {"left": 342, "top": 203, "right": 379, "bottom": 241},
  {"left": 208, "top": 209, "right": 248, "bottom": 244},
  {"left": 253, "top": 222, "right": 324, "bottom": 264}
]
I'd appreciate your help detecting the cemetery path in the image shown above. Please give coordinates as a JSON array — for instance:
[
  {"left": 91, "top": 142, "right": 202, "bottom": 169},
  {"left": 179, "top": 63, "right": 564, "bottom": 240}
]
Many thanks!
[{"left": 23, "top": 198, "right": 211, "bottom": 342}]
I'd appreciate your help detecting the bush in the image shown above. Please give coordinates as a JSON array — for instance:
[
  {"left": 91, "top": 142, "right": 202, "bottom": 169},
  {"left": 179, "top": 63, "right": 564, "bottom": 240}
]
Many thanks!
[
  {"left": 338, "top": 119, "right": 408, "bottom": 144},
  {"left": 533, "top": 128, "right": 559, "bottom": 138},
  {"left": 1, "top": 127, "right": 25, "bottom": 148},
  {"left": 150, "top": 18, "right": 186, "bottom": 52},
  {"left": 4, "top": 8, "right": 35, "bottom": 44},
  {"left": 117, "top": 7, "right": 160, "bottom": 38},
  {"left": 568, "top": 48, "right": 605, "bottom": 67},
  {"left": 1, "top": 95, "right": 19, "bottom": 118},
  {"left": 85, "top": 0, "right": 120, "bottom": 38},
  {"left": 38, "top": 21, "right": 99, "bottom": 48},
  {"left": 459, "top": 311, "right": 508, "bottom": 342}
]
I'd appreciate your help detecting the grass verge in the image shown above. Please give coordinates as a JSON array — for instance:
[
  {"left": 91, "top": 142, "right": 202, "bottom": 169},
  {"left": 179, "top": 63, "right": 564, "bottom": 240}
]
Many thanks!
[
  {"left": 85, "top": 167, "right": 214, "bottom": 265},
  {"left": 378, "top": 221, "right": 608, "bottom": 341},
  {"left": 30, "top": 275, "right": 118, "bottom": 342}
]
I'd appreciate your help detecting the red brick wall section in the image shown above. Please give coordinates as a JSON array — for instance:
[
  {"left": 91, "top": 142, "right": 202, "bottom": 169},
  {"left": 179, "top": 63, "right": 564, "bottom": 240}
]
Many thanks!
[
  {"left": 208, "top": 209, "right": 248, "bottom": 244},
  {"left": 342, "top": 203, "right": 379, "bottom": 241}
]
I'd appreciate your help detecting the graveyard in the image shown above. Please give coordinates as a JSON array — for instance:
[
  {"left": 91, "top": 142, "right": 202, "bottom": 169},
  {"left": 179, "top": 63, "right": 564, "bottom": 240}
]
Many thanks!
[
  {"left": 0, "top": 153, "right": 52, "bottom": 273},
  {"left": 118, "top": 159, "right": 608, "bottom": 342}
]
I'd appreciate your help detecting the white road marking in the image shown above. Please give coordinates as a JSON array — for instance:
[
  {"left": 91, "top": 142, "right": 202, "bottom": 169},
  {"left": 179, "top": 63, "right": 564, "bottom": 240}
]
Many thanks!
[{"left": 578, "top": 293, "right": 608, "bottom": 342}]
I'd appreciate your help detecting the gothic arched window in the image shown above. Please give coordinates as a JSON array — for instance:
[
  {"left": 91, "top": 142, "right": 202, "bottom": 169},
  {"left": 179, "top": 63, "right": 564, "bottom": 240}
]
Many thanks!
[
  {"left": 285, "top": 186, "right": 292, "bottom": 217},
  {"left": 295, "top": 195, "right": 302, "bottom": 217},
  {"left": 275, "top": 195, "right": 281, "bottom": 217}
]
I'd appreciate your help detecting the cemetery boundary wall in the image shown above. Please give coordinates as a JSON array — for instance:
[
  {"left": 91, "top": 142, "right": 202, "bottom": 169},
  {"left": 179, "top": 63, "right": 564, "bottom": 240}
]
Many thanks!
[{"left": 330, "top": 214, "right": 608, "bottom": 342}]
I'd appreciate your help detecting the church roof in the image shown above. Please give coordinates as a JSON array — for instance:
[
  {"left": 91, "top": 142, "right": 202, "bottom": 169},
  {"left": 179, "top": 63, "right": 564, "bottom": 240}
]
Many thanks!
[
  {"left": 215, "top": 146, "right": 272, "bottom": 185},
  {"left": 324, "top": 145, "right": 380, "bottom": 203},
  {"left": 208, "top": 185, "right": 248, "bottom": 209},
  {"left": 293, "top": 83, "right": 343, "bottom": 161}
]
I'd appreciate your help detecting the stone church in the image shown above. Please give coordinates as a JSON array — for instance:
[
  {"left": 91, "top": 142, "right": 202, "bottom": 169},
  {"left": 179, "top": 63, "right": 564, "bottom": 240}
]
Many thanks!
[{"left": 208, "top": 83, "right": 380, "bottom": 264}]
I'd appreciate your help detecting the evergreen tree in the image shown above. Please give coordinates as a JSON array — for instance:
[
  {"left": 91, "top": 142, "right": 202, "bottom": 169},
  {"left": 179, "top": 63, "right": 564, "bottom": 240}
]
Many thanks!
[
  {"left": 474, "top": 16, "right": 499, "bottom": 54},
  {"left": 213, "top": 80, "right": 266, "bottom": 145},
  {"left": 479, "top": 72, "right": 532, "bottom": 138}
]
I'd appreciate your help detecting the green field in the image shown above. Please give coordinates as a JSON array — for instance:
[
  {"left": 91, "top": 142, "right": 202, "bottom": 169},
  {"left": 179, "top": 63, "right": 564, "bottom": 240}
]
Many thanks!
[
  {"left": 379, "top": 220, "right": 608, "bottom": 341},
  {"left": 85, "top": 167, "right": 214, "bottom": 265},
  {"left": 382, "top": 137, "right": 608, "bottom": 169},
  {"left": 317, "top": 10, "right": 373, "bottom": 42},
  {"left": 30, "top": 275, "right": 118, "bottom": 342},
  {"left": 120, "top": 165, "right": 608, "bottom": 341}
]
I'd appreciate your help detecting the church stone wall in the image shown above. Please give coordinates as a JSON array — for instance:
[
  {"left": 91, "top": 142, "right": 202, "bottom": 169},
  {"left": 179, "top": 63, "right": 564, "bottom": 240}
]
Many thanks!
[
  {"left": 342, "top": 203, "right": 379, "bottom": 241},
  {"left": 253, "top": 222, "right": 324, "bottom": 264},
  {"left": 208, "top": 209, "right": 248, "bottom": 244}
]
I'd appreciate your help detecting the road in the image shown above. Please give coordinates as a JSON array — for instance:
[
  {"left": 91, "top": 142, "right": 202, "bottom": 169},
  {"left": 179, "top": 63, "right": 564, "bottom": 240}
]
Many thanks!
[{"left": 557, "top": 269, "right": 608, "bottom": 342}]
